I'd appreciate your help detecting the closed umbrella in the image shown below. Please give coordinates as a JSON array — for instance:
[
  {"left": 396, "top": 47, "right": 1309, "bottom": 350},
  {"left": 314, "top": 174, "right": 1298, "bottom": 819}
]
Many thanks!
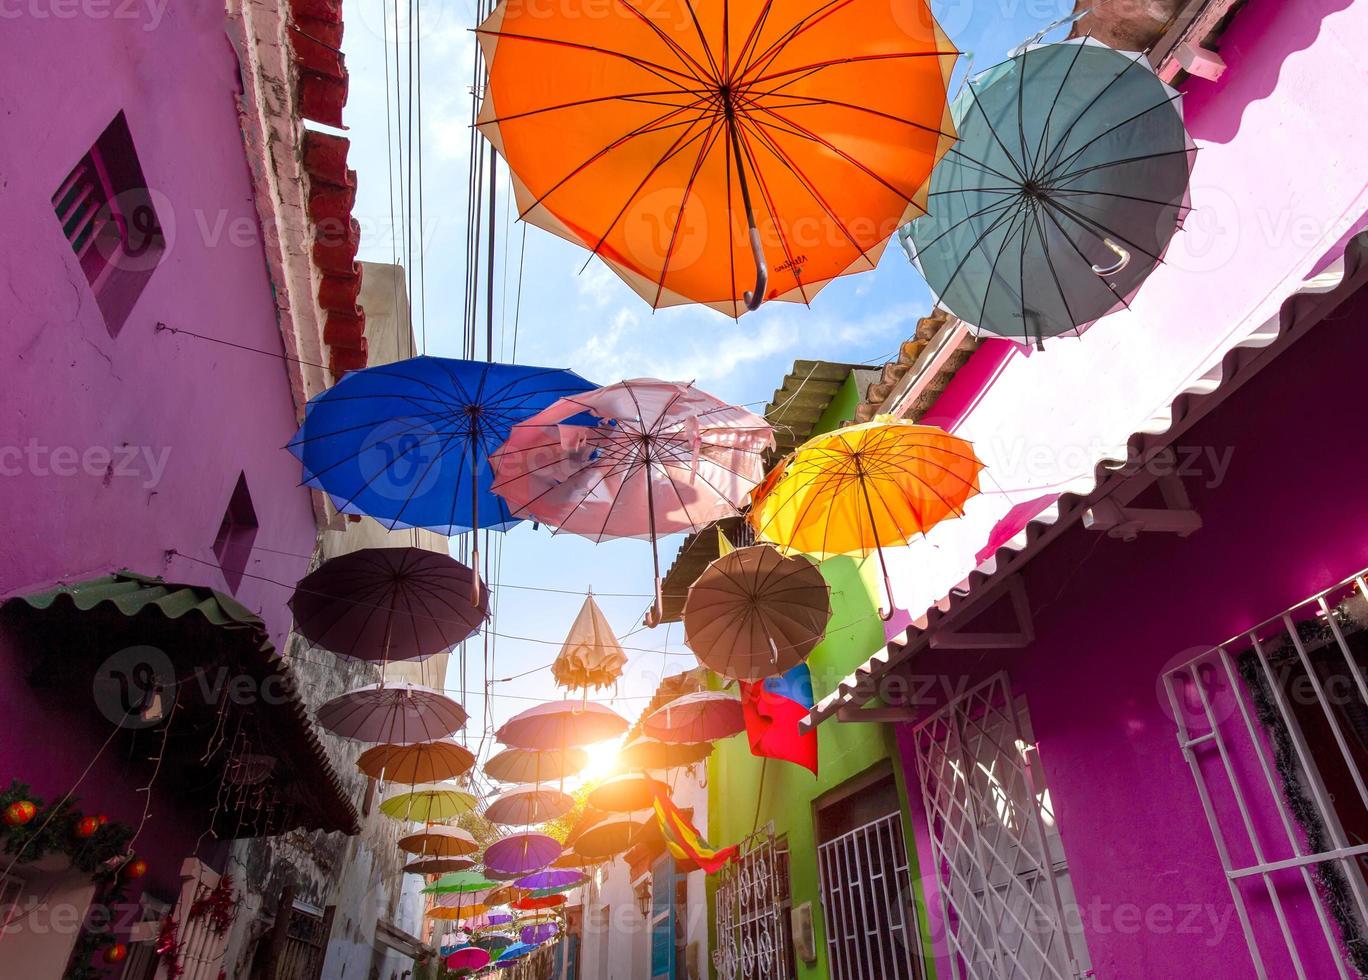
[
  {"left": 475, "top": 0, "right": 957, "bottom": 315},
  {"left": 483, "top": 832, "right": 562, "bottom": 877},
  {"left": 551, "top": 594, "right": 628, "bottom": 690},
  {"left": 483, "top": 746, "right": 588, "bottom": 784},
  {"left": 643, "top": 690, "right": 744, "bottom": 744},
  {"left": 398, "top": 826, "right": 479, "bottom": 858},
  {"left": 751, "top": 417, "right": 984, "bottom": 618},
  {"left": 485, "top": 785, "right": 576, "bottom": 826},
  {"left": 683, "top": 544, "right": 831, "bottom": 680},
  {"left": 316, "top": 683, "right": 467, "bottom": 744},
  {"left": 905, "top": 39, "right": 1194, "bottom": 345},
  {"left": 490, "top": 380, "right": 773, "bottom": 620},
  {"left": 289, "top": 548, "right": 487, "bottom": 662},
  {"left": 495, "top": 701, "right": 628, "bottom": 750},
  {"left": 380, "top": 785, "right": 478, "bottom": 822},
  {"left": 357, "top": 739, "right": 476, "bottom": 784}
]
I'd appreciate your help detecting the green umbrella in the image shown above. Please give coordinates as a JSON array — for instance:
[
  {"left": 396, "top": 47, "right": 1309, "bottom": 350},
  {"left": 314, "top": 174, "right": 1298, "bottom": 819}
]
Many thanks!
[
  {"left": 422, "top": 871, "right": 496, "bottom": 895},
  {"left": 905, "top": 38, "right": 1193, "bottom": 347}
]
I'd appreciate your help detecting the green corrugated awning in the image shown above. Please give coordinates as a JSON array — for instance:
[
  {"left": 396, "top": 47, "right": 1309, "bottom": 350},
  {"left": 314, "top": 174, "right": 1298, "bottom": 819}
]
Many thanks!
[{"left": 4, "top": 571, "right": 359, "bottom": 836}]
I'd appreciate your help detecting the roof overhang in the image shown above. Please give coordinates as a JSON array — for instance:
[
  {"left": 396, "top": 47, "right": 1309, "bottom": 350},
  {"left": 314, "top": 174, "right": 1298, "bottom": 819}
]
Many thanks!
[{"left": 805, "top": 231, "right": 1368, "bottom": 731}]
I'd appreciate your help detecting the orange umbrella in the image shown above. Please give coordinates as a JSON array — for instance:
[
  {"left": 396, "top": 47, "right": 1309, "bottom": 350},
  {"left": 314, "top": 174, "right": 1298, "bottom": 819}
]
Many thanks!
[{"left": 476, "top": 0, "right": 958, "bottom": 315}]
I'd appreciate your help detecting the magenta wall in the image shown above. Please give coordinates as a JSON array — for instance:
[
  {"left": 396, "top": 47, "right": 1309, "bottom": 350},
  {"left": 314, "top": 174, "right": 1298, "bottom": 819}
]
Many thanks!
[
  {"left": 0, "top": 5, "right": 320, "bottom": 915},
  {"left": 895, "top": 284, "right": 1368, "bottom": 980}
]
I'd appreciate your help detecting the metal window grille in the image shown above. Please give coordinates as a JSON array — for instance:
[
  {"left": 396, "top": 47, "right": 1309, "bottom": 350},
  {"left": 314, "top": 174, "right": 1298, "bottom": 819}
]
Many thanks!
[
  {"left": 1162, "top": 570, "right": 1368, "bottom": 979},
  {"left": 277, "top": 902, "right": 333, "bottom": 980},
  {"left": 817, "top": 810, "right": 922, "bottom": 979},
  {"left": 912, "top": 672, "right": 1088, "bottom": 980},
  {"left": 714, "top": 823, "right": 794, "bottom": 979}
]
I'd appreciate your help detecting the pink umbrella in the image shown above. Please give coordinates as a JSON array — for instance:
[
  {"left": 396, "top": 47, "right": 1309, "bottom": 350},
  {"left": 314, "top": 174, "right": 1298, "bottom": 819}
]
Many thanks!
[
  {"left": 446, "top": 947, "right": 492, "bottom": 972},
  {"left": 483, "top": 832, "right": 562, "bottom": 877},
  {"left": 642, "top": 690, "right": 744, "bottom": 744},
  {"left": 495, "top": 700, "right": 627, "bottom": 750},
  {"left": 485, "top": 785, "right": 575, "bottom": 826},
  {"left": 489, "top": 379, "right": 773, "bottom": 620},
  {"left": 483, "top": 746, "right": 588, "bottom": 784},
  {"left": 317, "top": 683, "right": 467, "bottom": 744}
]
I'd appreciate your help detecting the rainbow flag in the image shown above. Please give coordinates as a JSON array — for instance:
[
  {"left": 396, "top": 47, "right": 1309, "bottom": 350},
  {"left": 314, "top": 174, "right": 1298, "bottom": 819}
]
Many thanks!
[{"left": 652, "top": 790, "right": 737, "bottom": 874}]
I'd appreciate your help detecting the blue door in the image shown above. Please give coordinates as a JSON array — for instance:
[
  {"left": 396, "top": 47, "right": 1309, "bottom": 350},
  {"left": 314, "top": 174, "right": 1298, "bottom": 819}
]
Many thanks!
[{"left": 650, "top": 856, "right": 677, "bottom": 979}]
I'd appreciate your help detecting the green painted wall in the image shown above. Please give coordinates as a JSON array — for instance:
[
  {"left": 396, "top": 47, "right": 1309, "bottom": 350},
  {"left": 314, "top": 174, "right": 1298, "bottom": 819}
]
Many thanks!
[{"left": 707, "top": 375, "right": 930, "bottom": 980}]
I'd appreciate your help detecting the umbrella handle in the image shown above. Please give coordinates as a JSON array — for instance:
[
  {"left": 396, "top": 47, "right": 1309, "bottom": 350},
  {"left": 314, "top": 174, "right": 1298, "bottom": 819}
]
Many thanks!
[
  {"left": 743, "top": 223, "right": 768, "bottom": 312},
  {"left": 471, "top": 542, "right": 482, "bottom": 608},
  {"left": 1092, "top": 238, "right": 1131, "bottom": 277}
]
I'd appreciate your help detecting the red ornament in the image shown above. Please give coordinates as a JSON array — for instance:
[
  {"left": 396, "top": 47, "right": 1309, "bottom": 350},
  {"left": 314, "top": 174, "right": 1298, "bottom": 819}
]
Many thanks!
[
  {"left": 73, "top": 815, "right": 100, "bottom": 839},
  {"left": 96, "top": 814, "right": 109, "bottom": 827},
  {"left": 3, "top": 801, "right": 36, "bottom": 827},
  {"left": 123, "top": 857, "right": 149, "bottom": 880},
  {"left": 102, "top": 943, "right": 128, "bottom": 965}
]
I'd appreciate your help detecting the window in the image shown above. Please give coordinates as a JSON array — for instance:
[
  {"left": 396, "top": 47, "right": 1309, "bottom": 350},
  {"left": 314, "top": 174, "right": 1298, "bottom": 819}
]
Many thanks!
[
  {"left": 713, "top": 823, "right": 795, "bottom": 980},
  {"left": 51, "top": 111, "right": 164, "bottom": 336},
  {"left": 910, "top": 675, "right": 1089, "bottom": 980},
  {"left": 1164, "top": 569, "right": 1368, "bottom": 978},
  {"left": 817, "top": 771, "right": 928, "bottom": 980},
  {"left": 213, "top": 473, "right": 258, "bottom": 593}
]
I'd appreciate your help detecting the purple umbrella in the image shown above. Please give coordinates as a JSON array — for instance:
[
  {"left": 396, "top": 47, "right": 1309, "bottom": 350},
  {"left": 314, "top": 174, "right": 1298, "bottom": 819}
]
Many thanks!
[
  {"left": 521, "top": 923, "right": 560, "bottom": 945},
  {"left": 290, "top": 547, "right": 488, "bottom": 662},
  {"left": 483, "top": 832, "right": 561, "bottom": 876},
  {"left": 514, "top": 869, "right": 585, "bottom": 890},
  {"left": 316, "top": 683, "right": 467, "bottom": 744}
]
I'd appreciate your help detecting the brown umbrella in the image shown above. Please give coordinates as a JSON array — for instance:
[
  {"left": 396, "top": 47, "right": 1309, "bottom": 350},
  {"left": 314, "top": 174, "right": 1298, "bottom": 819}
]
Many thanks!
[
  {"left": 682, "top": 545, "right": 831, "bottom": 681},
  {"left": 357, "top": 740, "right": 477, "bottom": 784},
  {"left": 586, "top": 774, "right": 668, "bottom": 814},
  {"left": 618, "top": 737, "right": 712, "bottom": 773},
  {"left": 483, "top": 746, "right": 588, "bottom": 784},
  {"left": 573, "top": 813, "right": 646, "bottom": 861},
  {"left": 403, "top": 857, "right": 476, "bottom": 875},
  {"left": 398, "top": 826, "right": 480, "bottom": 858}
]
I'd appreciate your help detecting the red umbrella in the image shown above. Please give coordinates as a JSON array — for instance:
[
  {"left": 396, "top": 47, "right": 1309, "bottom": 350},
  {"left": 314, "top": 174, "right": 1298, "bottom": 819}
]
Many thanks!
[
  {"left": 495, "top": 701, "right": 627, "bottom": 750},
  {"left": 643, "top": 690, "right": 744, "bottom": 744},
  {"left": 489, "top": 380, "right": 773, "bottom": 620},
  {"left": 290, "top": 548, "right": 488, "bottom": 662}
]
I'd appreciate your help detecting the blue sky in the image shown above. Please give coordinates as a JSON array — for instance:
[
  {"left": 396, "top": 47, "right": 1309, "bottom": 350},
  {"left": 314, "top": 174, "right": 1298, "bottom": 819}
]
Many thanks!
[{"left": 333, "top": 0, "right": 1075, "bottom": 762}]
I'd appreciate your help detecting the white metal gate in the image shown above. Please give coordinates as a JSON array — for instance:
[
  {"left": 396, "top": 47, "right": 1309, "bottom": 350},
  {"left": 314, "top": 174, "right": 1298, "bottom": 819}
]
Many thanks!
[
  {"left": 912, "top": 673, "right": 1088, "bottom": 980},
  {"left": 1162, "top": 569, "right": 1368, "bottom": 979},
  {"left": 713, "top": 824, "right": 793, "bottom": 980},
  {"left": 817, "top": 810, "right": 921, "bottom": 979}
]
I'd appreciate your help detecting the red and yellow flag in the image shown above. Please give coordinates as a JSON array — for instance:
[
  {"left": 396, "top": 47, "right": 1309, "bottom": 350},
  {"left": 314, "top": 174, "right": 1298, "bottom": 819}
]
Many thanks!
[{"left": 652, "top": 790, "right": 737, "bottom": 875}]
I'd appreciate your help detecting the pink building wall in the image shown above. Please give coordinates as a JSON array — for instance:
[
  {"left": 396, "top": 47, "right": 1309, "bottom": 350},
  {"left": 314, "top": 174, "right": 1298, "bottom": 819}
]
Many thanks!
[
  {"left": 876, "top": 0, "right": 1368, "bottom": 977},
  {"left": 0, "top": 5, "right": 321, "bottom": 911}
]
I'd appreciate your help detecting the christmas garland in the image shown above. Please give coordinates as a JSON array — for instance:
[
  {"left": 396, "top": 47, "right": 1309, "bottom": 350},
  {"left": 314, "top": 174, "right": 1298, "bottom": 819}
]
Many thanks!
[{"left": 0, "top": 780, "right": 144, "bottom": 980}]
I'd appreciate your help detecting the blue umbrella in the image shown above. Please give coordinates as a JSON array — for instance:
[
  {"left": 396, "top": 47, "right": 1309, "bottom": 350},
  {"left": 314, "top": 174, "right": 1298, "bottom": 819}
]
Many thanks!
[
  {"left": 496, "top": 941, "right": 536, "bottom": 961},
  {"left": 288, "top": 357, "right": 594, "bottom": 590}
]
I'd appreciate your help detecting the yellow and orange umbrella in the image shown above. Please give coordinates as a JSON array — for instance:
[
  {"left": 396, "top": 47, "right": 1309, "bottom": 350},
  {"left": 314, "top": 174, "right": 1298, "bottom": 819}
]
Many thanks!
[
  {"left": 476, "top": 0, "right": 958, "bottom": 316},
  {"left": 751, "top": 417, "right": 984, "bottom": 618}
]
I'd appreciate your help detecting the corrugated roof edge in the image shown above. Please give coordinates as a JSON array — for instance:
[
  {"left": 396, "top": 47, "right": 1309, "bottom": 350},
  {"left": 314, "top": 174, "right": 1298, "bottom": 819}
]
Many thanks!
[{"left": 804, "top": 230, "right": 1368, "bottom": 731}]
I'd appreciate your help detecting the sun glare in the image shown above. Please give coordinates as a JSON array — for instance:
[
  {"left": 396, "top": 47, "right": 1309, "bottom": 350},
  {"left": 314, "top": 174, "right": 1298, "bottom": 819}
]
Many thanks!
[{"left": 579, "top": 737, "right": 622, "bottom": 783}]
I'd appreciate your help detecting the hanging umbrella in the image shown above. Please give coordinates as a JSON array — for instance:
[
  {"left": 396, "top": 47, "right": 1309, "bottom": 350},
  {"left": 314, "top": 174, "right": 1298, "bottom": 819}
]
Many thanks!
[
  {"left": 483, "top": 746, "right": 588, "bottom": 784},
  {"left": 398, "top": 826, "right": 480, "bottom": 858},
  {"left": 683, "top": 544, "right": 831, "bottom": 681},
  {"left": 490, "top": 380, "right": 773, "bottom": 620},
  {"left": 287, "top": 356, "right": 595, "bottom": 549},
  {"left": 551, "top": 594, "right": 628, "bottom": 690},
  {"left": 380, "top": 785, "right": 478, "bottom": 823},
  {"left": 618, "top": 736, "right": 713, "bottom": 772},
  {"left": 428, "top": 904, "right": 490, "bottom": 921},
  {"left": 317, "top": 683, "right": 467, "bottom": 744},
  {"left": 464, "top": 912, "right": 514, "bottom": 932},
  {"left": 643, "top": 690, "right": 744, "bottom": 744},
  {"left": 586, "top": 774, "right": 668, "bottom": 814},
  {"left": 549, "top": 851, "right": 596, "bottom": 871},
  {"left": 482, "top": 886, "right": 522, "bottom": 908},
  {"left": 403, "top": 857, "right": 476, "bottom": 875},
  {"left": 514, "top": 869, "right": 585, "bottom": 891},
  {"left": 572, "top": 813, "right": 645, "bottom": 860},
  {"left": 289, "top": 548, "right": 487, "bottom": 661},
  {"left": 521, "top": 922, "right": 560, "bottom": 946},
  {"left": 905, "top": 39, "right": 1194, "bottom": 346},
  {"left": 475, "top": 0, "right": 957, "bottom": 316},
  {"left": 475, "top": 933, "right": 515, "bottom": 953},
  {"left": 434, "top": 890, "right": 494, "bottom": 911},
  {"left": 512, "top": 893, "right": 566, "bottom": 912},
  {"left": 485, "top": 785, "right": 576, "bottom": 826},
  {"left": 752, "top": 416, "right": 984, "bottom": 618},
  {"left": 423, "top": 871, "right": 498, "bottom": 895},
  {"left": 483, "top": 867, "right": 531, "bottom": 883},
  {"left": 497, "top": 942, "right": 536, "bottom": 962},
  {"left": 357, "top": 739, "right": 476, "bottom": 784},
  {"left": 495, "top": 701, "right": 628, "bottom": 750},
  {"left": 446, "top": 947, "right": 492, "bottom": 972},
  {"left": 483, "top": 832, "right": 562, "bottom": 876}
]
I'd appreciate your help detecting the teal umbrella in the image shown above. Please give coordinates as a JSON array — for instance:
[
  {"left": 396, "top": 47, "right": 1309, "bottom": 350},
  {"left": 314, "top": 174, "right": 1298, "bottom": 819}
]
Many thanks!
[{"left": 905, "top": 38, "right": 1193, "bottom": 347}]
